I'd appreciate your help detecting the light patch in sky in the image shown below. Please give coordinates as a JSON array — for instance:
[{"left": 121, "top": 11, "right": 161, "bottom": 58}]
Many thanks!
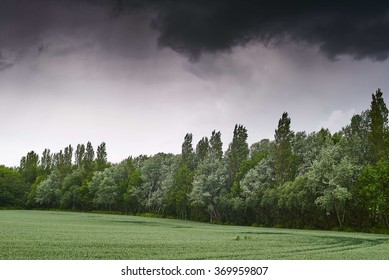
[{"left": 317, "top": 109, "right": 357, "bottom": 133}]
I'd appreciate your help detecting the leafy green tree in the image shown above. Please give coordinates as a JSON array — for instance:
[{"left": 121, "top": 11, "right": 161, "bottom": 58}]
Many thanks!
[
  {"left": 0, "top": 166, "right": 25, "bottom": 207},
  {"left": 60, "top": 169, "right": 83, "bottom": 210},
  {"left": 160, "top": 135, "right": 197, "bottom": 217},
  {"left": 96, "top": 142, "right": 108, "bottom": 171},
  {"left": 190, "top": 156, "right": 228, "bottom": 222},
  {"left": 75, "top": 144, "right": 85, "bottom": 167},
  {"left": 308, "top": 145, "right": 356, "bottom": 227},
  {"left": 19, "top": 151, "right": 40, "bottom": 185},
  {"left": 315, "top": 186, "right": 352, "bottom": 228},
  {"left": 195, "top": 137, "right": 209, "bottom": 164},
  {"left": 181, "top": 133, "right": 195, "bottom": 169},
  {"left": 231, "top": 151, "right": 268, "bottom": 197},
  {"left": 369, "top": 88, "right": 388, "bottom": 163},
  {"left": 132, "top": 153, "right": 177, "bottom": 213},
  {"left": 40, "top": 149, "right": 52, "bottom": 175},
  {"left": 165, "top": 164, "right": 193, "bottom": 218},
  {"left": 277, "top": 175, "right": 320, "bottom": 228},
  {"left": 357, "top": 161, "right": 389, "bottom": 228},
  {"left": 83, "top": 141, "right": 95, "bottom": 173},
  {"left": 52, "top": 151, "right": 62, "bottom": 168},
  {"left": 341, "top": 111, "right": 370, "bottom": 167},
  {"left": 64, "top": 145, "right": 73, "bottom": 168},
  {"left": 291, "top": 129, "right": 332, "bottom": 175},
  {"left": 35, "top": 169, "right": 62, "bottom": 208},
  {"left": 274, "top": 112, "right": 296, "bottom": 185},
  {"left": 250, "top": 139, "right": 271, "bottom": 159},
  {"left": 124, "top": 164, "right": 143, "bottom": 213},
  {"left": 25, "top": 174, "right": 46, "bottom": 208},
  {"left": 336, "top": 113, "right": 370, "bottom": 228},
  {"left": 52, "top": 146, "right": 73, "bottom": 177},
  {"left": 225, "top": 124, "right": 249, "bottom": 189},
  {"left": 78, "top": 184, "right": 94, "bottom": 211},
  {"left": 240, "top": 157, "right": 275, "bottom": 225},
  {"left": 209, "top": 130, "right": 223, "bottom": 159},
  {"left": 89, "top": 164, "right": 128, "bottom": 211},
  {"left": 224, "top": 139, "right": 272, "bottom": 222},
  {"left": 163, "top": 134, "right": 198, "bottom": 217}
]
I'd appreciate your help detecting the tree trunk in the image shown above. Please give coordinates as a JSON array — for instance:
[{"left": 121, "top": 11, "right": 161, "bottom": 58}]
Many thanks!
[
  {"left": 382, "top": 214, "right": 389, "bottom": 228},
  {"left": 335, "top": 206, "right": 342, "bottom": 228}
]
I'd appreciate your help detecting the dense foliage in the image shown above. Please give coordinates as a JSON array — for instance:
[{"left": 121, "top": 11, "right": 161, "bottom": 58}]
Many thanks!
[{"left": 1, "top": 89, "right": 389, "bottom": 232}]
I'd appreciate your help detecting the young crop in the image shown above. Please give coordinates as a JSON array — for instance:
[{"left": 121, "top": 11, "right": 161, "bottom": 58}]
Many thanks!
[{"left": 1, "top": 210, "right": 389, "bottom": 260}]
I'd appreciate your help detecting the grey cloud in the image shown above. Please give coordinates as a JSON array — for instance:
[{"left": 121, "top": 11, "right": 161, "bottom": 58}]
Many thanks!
[
  {"left": 1, "top": 0, "right": 389, "bottom": 71},
  {"left": 0, "top": 52, "right": 13, "bottom": 71},
  {"left": 0, "top": 0, "right": 51, "bottom": 57},
  {"left": 0, "top": 0, "right": 156, "bottom": 70},
  {"left": 145, "top": 0, "right": 389, "bottom": 61}
]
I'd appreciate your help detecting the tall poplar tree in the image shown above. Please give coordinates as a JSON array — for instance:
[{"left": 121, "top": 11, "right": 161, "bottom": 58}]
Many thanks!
[
  {"left": 209, "top": 130, "right": 223, "bottom": 159},
  {"left": 63, "top": 145, "right": 73, "bottom": 172},
  {"left": 19, "top": 151, "right": 40, "bottom": 185},
  {"left": 40, "top": 149, "right": 52, "bottom": 174},
  {"left": 83, "top": 142, "right": 95, "bottom": 173},
  {"left": 96, "top": 142, "right": 108, "bottom": 171},
  {"left": 369, "top": 88, "right": 388, "bottom": 163},
  {"left": 181, "top": 133, "right": 194, "bottom": 169},
  {"left": 167, "top": 134, "right": 195, "bottom": 217},
  {"left": 75, "top": 144, "right": 85, "bottom": 167},
  {"left": 195, "top": 137, "right": 209, "bottom": 164},
  {"left": 274, "top": 112, "right": 296, "bottom": 185},
  {"left": 226, "top": 124, "right": 249, "bottom": 188}
]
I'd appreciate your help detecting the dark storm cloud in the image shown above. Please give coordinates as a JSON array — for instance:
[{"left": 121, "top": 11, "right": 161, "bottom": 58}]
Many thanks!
[
  {"left": 143, "top": 0, "right": 389, "bottom": 61},
  {"left": 1, "top": 0, "right": 389, "bottom": 68}
]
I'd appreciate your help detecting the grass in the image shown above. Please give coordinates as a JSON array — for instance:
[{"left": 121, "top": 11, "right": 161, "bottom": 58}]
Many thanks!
[{"left": 1, "top": 210, "right": 389, "bottom": 260}]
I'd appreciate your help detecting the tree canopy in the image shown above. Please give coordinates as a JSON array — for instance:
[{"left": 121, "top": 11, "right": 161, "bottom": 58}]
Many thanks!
[{"left": 2, "top": 89, "right": 389, "bottom": 232}]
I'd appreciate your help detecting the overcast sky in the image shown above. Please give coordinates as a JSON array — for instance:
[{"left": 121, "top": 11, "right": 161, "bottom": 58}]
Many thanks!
[{"left": 1, "top": 0, "right": 389, "bottom": 167}]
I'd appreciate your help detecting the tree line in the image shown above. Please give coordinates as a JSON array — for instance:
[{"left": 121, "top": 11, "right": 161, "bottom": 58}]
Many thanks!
[{"left": 1, "top": 89, "right": 389, "bottom": 232}]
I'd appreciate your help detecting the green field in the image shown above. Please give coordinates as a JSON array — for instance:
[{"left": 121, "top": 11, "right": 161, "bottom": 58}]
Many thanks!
[{"left": 1, "top": 210, "right": 389, "bottom": 259}]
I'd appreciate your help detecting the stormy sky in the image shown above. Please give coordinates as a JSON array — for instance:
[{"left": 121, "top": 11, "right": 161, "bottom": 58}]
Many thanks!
[{"left": 1, "top": 0, "right": 389, "bottom": 167}]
